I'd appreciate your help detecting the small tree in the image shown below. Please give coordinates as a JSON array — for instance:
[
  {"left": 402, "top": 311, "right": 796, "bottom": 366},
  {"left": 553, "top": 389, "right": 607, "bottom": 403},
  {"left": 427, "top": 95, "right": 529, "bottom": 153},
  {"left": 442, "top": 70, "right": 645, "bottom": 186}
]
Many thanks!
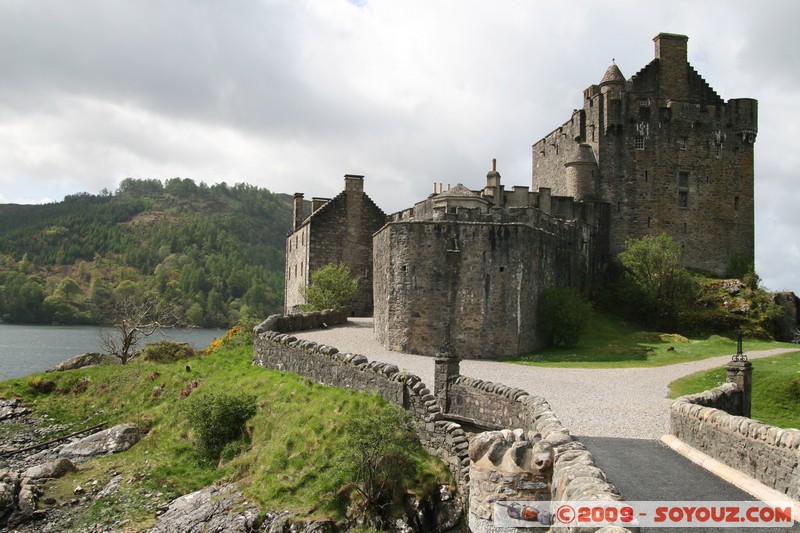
[
  {"left": 337, "top": 402, "right": 417, "bottom": 528},
  {"left": 538, "top": 287, "right": 591, "bottom": 347},
  {"left": 99, "top": 292, "right": 181, "bottom": 364},
  {"left": 617, "top": 233, "right": 697, "bottom": 327},
  {"left": 302, "top": 263, "right": 358, "bottom": 311}
]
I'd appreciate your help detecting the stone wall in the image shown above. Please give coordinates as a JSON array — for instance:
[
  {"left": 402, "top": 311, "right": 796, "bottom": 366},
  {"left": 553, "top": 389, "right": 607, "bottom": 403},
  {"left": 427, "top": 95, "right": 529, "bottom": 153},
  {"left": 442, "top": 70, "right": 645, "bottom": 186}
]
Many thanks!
[
  {"left": 253, "top": 330, "right": 471, "bottom": 491},
  {"left": 373, "top": 217, "right": 594, "bottom": 359},
  {"left": 255, "top": 310, "right": 348, "bottom": 334},
  {"left": 670, "top": 383, "right": 800, "bottom": 500},
  {"left": 448, "top": 376, "right": 620, "bottom": 497}
]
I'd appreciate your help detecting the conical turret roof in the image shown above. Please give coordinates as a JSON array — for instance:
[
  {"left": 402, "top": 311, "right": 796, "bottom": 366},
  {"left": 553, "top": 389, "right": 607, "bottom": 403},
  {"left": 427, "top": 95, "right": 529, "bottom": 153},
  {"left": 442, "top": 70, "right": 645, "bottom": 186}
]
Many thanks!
[{"left": 600, "top": 62, "right": 625, "bottom": 85}]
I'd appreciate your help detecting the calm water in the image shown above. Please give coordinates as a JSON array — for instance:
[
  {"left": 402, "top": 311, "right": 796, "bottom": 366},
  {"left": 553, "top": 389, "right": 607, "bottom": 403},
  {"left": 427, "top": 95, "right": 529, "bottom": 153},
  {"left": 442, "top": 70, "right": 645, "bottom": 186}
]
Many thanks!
[{"left": 0, "top": 324, "right": 224, "bottom": 381}]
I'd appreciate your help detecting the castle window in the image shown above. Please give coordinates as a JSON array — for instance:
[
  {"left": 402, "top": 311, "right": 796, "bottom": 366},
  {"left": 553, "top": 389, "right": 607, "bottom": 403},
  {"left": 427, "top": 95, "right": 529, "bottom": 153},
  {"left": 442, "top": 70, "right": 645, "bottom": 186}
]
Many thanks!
[
  {"left": 678, "top": 137, "right": 687, "bottom": 150},
  {"left": 678, "top": 172, "right": 690, "bottom": 208},
  {"left": 644, "top": 170, "right": 649, "bottom": 181},
  {"left": 639, "top": 99, "right": 650, "bottom": 108},
  {"left": 499, "top": 266, "right": 505, "bottom": 273},
  {"left": 647, "top": 216, "right": 651, "bottom": 228},
  {"left": 634, "top": 136, "right": 645, "bottom": 150},
  {"left": 683, "top": 222, "right": 687, "bottom": 234},
  {"left": 714, "top": 144, "right": 721, "bottom": 158},
  {"left": 734, "top": 196, "right": 740, "bottom": 211}
]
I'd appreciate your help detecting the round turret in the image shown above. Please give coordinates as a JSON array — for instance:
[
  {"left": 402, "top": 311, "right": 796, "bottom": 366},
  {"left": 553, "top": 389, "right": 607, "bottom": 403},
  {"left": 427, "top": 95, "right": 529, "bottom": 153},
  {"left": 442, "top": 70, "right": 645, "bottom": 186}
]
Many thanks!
[{"left": 564, "top": 144, "right": 599, "bottom": 202}]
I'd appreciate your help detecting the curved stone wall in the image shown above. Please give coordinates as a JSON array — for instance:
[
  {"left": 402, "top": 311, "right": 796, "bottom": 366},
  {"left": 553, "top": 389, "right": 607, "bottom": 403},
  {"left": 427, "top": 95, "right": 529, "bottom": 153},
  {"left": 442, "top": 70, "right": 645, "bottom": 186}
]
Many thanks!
[{"left": 671, "top": 383, "right": 800, "bottom": 500}]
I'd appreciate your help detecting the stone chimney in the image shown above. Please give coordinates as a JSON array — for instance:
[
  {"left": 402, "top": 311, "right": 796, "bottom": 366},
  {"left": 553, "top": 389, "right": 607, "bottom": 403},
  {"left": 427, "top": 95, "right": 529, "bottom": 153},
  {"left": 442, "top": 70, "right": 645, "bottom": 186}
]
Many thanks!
[
  {"left": 344, "top": 174, "right": 364, "bottom": 193},
  {"left": 311, "top": 197, "right": 329, "bottom": 213},
  {"left": 293, "top": 192, "right": 304, "bottom": 230},
  {"left": 654, "top": 32, "right": 689, "bottom": 101}
]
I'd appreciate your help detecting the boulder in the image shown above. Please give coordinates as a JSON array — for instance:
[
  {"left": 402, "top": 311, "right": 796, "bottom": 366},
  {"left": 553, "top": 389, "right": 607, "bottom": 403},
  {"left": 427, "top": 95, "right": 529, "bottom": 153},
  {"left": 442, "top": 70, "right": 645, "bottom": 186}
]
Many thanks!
[
  {"left": 58, "top": 423, "right": 140, "bottom": 461},
  {"left": 23, "top": 458, "right": 76, "bottom": 480},
  {"left": 149, "top": 483, "right": 259, "bottom": 533},
  {"left": 47, "top": 353, "right": 120, "bottom": 373},
  {"left": 0, "top": 399, "right": 30, "bottom": 421},
  {"left": 0, "top": 476, "right": 18, "bottom": 521}
]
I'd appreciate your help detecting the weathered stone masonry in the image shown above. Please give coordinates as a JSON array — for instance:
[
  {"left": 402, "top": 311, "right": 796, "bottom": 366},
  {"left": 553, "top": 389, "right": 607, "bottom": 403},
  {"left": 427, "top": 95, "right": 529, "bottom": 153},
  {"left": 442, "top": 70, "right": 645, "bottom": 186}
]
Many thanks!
[
  {"left": 285, "top": 175, "right": 386, "bottom": 316},
  {"left": 373, "top": 206, "right": 596, "bottom": 359},
  {"left": 533, "top": 33, "right": 755, "bottom": 275},
  {"left": 670, "top": 364, "right": 800, "bottom": 500},
  {"left": 253, "top": 317, "right": 632, "bottom": 533}
]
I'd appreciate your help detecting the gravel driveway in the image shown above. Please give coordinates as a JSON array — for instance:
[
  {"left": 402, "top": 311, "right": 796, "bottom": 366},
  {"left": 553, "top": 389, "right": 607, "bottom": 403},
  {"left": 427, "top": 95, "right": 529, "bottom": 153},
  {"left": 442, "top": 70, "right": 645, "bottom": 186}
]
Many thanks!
[{"left": 295, "top": 318, "right": 797, "bottom": 440}]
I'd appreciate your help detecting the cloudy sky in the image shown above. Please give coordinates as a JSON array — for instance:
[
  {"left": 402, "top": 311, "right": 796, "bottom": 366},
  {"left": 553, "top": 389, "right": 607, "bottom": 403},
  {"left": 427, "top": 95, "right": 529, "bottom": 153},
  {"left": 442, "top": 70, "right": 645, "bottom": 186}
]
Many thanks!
[{"left": 1, "top": 0, "right": 798, "bottom": 293}]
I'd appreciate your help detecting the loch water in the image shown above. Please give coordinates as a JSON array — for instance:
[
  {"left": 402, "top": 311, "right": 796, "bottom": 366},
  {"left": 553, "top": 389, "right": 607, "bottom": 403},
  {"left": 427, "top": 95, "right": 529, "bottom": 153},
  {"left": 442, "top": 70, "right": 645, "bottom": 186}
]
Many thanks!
[{"left": 0, "top": 324, "right": 223, "bottom": 381}]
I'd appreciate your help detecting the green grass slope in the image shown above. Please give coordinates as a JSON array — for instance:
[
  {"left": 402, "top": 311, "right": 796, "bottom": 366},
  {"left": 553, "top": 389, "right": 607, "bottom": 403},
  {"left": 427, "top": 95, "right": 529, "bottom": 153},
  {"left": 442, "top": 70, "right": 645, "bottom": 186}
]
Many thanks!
[
  {"left": 514, "top": 310, "right": 795, "bottom": 368},
  {"left": 668, "top": 350, "right": 800, "bottom": 429},
  {"left": 0, "top": 331, "right": 449, "bottom": 530}
]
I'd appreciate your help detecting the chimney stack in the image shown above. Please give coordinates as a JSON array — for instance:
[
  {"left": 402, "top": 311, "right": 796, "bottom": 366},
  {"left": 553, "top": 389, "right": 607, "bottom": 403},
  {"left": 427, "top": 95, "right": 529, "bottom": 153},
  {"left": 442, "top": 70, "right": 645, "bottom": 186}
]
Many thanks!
[
  {"left": 293, "top": 193, "right": 305, "bottom": 230},
  {"left": 653, "top": 33, "right": 689, "bottom": 101}
]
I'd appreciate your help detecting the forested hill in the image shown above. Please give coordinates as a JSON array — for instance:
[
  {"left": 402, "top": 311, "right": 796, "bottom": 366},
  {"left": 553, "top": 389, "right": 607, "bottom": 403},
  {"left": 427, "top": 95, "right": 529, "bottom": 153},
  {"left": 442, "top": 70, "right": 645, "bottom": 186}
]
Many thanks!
[{"left": 0, "top": 178, "right": 292, "bottom": 327}]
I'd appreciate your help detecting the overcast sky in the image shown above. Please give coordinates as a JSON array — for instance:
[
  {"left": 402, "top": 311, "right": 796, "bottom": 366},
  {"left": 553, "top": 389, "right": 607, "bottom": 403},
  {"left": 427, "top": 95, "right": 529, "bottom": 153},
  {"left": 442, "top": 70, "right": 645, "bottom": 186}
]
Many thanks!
[{"left": 1, "top": 0, "right": 798, "bottom": 294}]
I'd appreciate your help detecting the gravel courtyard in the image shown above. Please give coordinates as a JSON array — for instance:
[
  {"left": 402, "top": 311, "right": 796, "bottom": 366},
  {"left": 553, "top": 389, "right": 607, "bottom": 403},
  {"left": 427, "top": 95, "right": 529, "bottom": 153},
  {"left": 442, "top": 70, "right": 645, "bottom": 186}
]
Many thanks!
[{"left": 295, "top": 318, "right": 796, "bottom": 440}]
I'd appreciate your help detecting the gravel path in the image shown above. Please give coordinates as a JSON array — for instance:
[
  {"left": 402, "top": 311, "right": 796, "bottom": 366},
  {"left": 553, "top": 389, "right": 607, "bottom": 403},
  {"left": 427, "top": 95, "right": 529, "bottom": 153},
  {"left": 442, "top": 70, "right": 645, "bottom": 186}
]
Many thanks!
[{"left": 295, "top": 318, "right": 797, "bottom": 440}]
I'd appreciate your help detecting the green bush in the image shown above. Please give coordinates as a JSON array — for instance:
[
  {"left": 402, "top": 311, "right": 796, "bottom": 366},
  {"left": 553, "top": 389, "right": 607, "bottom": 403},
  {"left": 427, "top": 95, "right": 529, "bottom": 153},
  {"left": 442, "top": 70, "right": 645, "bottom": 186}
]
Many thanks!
[
  {"left": 183, "top": 391, "right": 257, "bottom": 463},
  {"left": 337, "top": 402, "right": 418, "bottom": 529},
  {"left": 139, "top": 340, "right": 196, "bottom": 363},
  {"left": 302, "top": 263, "right": 358, "bottom": 312},
  {"left": 538, "top": 287, "right": 591, "bottom": 347},
  {"left": 617, "top": 233, "right": 697, "bottom": 328},
  {"left": 726, "top": 253, "right": 754, "bottom": 279}
]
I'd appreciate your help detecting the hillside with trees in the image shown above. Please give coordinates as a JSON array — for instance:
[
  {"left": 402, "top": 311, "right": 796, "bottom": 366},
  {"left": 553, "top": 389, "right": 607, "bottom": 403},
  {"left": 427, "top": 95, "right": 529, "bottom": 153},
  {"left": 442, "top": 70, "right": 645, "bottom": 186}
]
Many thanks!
[{"left": 0, "top": 178, "right": 291, "bottom": 327}]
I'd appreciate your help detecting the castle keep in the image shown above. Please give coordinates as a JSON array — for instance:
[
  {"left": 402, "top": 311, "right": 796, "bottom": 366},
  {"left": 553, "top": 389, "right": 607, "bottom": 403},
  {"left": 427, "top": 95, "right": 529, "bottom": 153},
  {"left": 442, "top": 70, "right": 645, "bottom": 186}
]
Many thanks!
[
  {"left": 533, "top": 32, "right": 756, "bottom": 274},
  {"left": 284, "top": 33, "right": 756, "bottom": 359}
]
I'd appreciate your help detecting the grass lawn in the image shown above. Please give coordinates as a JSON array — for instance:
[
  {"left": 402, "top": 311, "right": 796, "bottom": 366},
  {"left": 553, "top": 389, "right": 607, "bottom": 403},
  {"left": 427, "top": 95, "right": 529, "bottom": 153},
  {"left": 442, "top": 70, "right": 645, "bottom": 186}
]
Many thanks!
[
  {"left": 667, "top": 350, "right": 800, "bottom": 429},
  {"left": 0, "top": 334, "right": 450, "bottom": 529},
  {"left": 512, "top": 311, "right": 795, "bottom": 368}
]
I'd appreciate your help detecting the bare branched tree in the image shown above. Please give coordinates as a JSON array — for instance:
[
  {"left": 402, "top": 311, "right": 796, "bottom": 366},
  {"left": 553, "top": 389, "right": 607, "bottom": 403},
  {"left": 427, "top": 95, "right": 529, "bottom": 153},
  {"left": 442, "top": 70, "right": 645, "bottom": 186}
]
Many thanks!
[
  {"left": 99, "top": 293, "right": 182, "bottom": 364},
  {"left": 793, "top": 327, "right": 800, "bottom": 344}
]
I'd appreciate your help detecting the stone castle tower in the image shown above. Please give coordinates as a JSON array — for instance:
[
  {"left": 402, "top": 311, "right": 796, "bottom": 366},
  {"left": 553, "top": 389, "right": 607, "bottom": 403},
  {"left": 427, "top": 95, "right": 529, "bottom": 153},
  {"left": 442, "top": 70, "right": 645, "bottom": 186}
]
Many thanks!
[
  {"left": 283, "top": 33, "right": 757, "bottom": 358},
  {"left": 533, "top": 33, "right": 756, "bottom": 274}
]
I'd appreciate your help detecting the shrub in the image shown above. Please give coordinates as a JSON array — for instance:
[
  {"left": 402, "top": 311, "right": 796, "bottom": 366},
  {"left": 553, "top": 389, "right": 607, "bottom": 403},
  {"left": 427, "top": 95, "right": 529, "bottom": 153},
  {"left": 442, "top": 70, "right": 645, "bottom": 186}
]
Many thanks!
[
  {"left": 337, "top": 402, "right": 419, "bottom": 529},
  {"left": 302, "top": 263, "right": 358, "bottom": 312},
  {"left": 139, "top": 340, "right": 196, "bottom": 363},
  {"left": 726, "top": 253, "right": 754, "bottom": 279},
  {"left": 183, "top": 391, "right": 257, "bottom": 463},
  {"left": 26, "top": 374, "right": 56, "bottom": 393},
  {"left": 617, "top": 233, "right": 697, "bottom": 328},
  {"left": 538, "top": 287, "right": 591, "bottom": 347}
]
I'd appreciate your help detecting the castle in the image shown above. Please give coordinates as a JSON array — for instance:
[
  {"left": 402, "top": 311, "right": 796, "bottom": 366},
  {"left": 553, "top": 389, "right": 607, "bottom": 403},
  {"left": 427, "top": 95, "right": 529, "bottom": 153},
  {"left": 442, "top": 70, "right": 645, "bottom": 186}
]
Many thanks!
[{"left": 284, "top": 33, "right": 756, "bottom": 359}]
